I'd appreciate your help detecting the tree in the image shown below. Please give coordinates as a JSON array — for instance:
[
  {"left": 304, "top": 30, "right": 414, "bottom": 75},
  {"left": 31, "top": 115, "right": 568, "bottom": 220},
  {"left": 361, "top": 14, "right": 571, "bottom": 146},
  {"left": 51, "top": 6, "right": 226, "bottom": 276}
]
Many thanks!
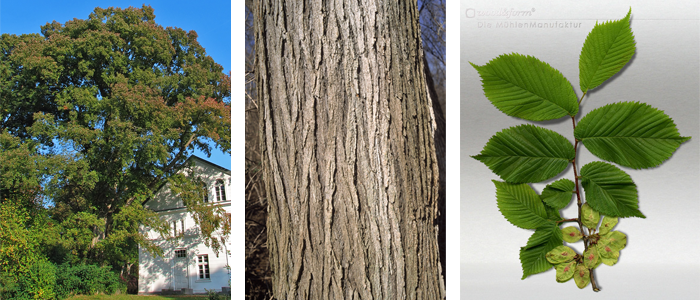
[
  {"left": 0, "top": 5, "right": 231, "bottom": 276},
  {"left": 418, "top": 0, "right": 446, "bottom": 114},
  {"left": 254, "top": 1, "right": 446, "bottom": 299}
]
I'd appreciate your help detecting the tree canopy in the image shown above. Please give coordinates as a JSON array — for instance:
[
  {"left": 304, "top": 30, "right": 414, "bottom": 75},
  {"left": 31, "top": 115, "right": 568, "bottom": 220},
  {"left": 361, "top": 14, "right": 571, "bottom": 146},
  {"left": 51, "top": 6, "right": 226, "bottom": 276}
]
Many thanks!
[{"left": 0, "top": 4, "right": 231, "bottom": 280}]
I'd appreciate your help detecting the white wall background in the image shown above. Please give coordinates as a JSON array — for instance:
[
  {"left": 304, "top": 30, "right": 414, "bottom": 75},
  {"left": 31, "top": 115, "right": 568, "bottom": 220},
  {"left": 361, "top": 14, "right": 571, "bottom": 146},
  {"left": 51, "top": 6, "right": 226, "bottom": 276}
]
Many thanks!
[
  {"left": 460, "top": 0, "right": 700, "bottom": 298},
  {"left": 139, "top": 157, "right": 232, "bottom": 294}
]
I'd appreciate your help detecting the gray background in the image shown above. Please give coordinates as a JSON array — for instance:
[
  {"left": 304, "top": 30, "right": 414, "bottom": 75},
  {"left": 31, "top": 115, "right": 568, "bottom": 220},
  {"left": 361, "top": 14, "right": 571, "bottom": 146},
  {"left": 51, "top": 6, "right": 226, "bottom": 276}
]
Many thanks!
[{"left": 460, "top": 0, "right": 700, "bottom": 298}]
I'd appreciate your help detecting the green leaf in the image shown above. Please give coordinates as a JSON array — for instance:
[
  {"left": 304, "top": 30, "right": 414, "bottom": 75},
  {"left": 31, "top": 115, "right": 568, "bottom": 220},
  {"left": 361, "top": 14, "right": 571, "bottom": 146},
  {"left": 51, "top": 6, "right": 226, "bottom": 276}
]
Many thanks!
[
  {"left": 471, "top": 53, "right": 579, "bottom": 121},
  {"left": 575, "top": 102, "right": 690, "bottom": 169},
  {"left": 520, "top": 224, "right": 563, "bottom": 279},
  {"left": 541, "top": 178, "right": 575, "bottom": 209},
  {"left": 579, "top": 9, "right": 636, "bottom": 93},
  {"left": 474, "top": 125, "right": 575, "bottom": 183},
  {"left": 580, "top": 161, "right": 645, "bottom": 218},
  {"left": 493, "top": 181, "right": 551, "bottom": 229},
  {"left": 544, "top": 205, "right": 562, "bottom": 222}
]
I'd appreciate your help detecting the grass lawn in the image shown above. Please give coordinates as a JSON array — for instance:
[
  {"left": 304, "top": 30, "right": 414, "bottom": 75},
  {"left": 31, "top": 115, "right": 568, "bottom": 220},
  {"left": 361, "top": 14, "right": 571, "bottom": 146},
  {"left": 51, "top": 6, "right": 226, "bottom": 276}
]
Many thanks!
[{"left": 65, "top": 295, "right": 210, "bottom": 299}]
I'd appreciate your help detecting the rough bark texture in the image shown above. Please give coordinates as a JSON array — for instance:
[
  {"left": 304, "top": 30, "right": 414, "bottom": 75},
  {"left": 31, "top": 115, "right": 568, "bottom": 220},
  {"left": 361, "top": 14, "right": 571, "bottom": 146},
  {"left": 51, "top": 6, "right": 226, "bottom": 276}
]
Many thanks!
[{"left": 255, "top": 1, "right": 445, "bottom": 299}]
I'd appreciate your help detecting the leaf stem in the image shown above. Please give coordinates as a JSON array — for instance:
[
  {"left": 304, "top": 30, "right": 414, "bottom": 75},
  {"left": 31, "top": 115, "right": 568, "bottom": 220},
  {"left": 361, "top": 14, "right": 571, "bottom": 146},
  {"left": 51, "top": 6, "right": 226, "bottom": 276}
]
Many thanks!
[
  {"left": 555, "top": 218, "right": 578, "bottom": 224},
  {"left": 578, "top": 91, "right": 587, "bottom": 105},
  {"left": 571, "top": 115, "right": 599, "bottom": 291}
]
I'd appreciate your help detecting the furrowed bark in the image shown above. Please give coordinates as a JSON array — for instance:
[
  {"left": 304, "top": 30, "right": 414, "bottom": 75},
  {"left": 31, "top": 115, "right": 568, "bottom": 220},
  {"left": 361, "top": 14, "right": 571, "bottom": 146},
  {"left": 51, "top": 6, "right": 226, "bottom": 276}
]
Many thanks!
[{"left": 255, "top": 0, "right": 445, "bottom": 299}]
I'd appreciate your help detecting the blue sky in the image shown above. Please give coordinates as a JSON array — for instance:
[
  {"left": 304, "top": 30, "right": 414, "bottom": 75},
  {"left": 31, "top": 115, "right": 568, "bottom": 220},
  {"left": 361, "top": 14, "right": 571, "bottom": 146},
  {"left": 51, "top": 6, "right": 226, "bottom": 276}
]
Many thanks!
[{"left": 0, "top": 0, "right": 232, "bottom": 170}]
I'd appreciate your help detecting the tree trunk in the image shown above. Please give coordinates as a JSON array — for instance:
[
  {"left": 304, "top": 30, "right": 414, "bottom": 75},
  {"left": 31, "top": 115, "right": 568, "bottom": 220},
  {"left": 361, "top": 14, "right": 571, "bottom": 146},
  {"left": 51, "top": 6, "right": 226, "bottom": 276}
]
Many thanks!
[{"left": 255, "top": 1, "right": 445, "bottom": 299}]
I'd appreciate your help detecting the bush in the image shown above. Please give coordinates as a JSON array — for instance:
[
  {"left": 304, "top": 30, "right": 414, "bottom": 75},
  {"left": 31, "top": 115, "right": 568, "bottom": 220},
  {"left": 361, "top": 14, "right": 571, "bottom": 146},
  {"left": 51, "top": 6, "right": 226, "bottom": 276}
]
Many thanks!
[
  {"left": 55, "top": 263, "right": 125, "bottom": 298},
  {"left": 1, "top": 259, "right": 57, "bottom": 300},
  {"left": 0, "top": 202, "right": 58, "bottom": 299},
  {"left": 206, "top": 288, "right": 231, "bottom": 300}
]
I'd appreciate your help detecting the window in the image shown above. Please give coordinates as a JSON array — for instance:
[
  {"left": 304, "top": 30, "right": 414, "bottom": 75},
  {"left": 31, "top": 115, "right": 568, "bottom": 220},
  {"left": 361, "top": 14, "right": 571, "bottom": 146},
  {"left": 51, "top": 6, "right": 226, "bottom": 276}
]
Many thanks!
[
  {"left": 201, "top": 181, "right": 209, "bottom": 203},
  {"left": 215, "top": 179, "right": 226, "bottom": 202},
  {"left": 175, "top": 249, "right": 186, "bottom": 258},
  {"left": 197, "top": 254, "right": 210, "bottom": 279},
  {"left": 172, "top": 219, "right": 185, "bottom": 237}
]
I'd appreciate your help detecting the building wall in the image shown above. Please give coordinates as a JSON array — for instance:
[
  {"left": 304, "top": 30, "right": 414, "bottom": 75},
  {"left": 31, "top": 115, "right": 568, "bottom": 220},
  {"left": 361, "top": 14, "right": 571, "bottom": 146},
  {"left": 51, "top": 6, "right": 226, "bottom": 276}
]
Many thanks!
[
  {"left": 138, "top": 230, "right": 231, "bottom": 294},
  {"left": 138, "top": 157, "right": 231, "bottom": 294}
]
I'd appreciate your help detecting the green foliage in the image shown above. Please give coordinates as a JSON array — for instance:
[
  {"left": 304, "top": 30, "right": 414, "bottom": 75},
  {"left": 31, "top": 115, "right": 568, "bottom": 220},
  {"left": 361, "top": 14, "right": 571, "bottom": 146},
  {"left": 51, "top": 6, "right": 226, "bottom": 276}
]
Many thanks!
[
  {"left": 580, "top": 161, "right": 643, "bottom": 218},
  {"left": 0, "top": 4, "right": 231, "bottom": 276},
  {"left": 206, "top": 288, "right": 231, "bottom": 300},
  {"left": 540, "top": 179, "right": 575, "bottom": 209},
  {"left": 519, "top": 223, "right": 562, "bottom": 279},
  {"left": 13, "top": 259, "right": 57, "bottom": 300},
  {"left": 0, "top": 202, "right": 40, "bottom": 280},
  {"left": 579, "top": 9, "right": 635, "bottom": 93},
  {"left": 473, "top": 125, "right": 574, "bottom": 183},
  {"left": 1, "top": 259, "right": 57, "bottom": 300},
  {"left": 493, "top": 181, "right": 551, "bottom": 230},
  {"left": 470, "top": 54, "right": 578, "bottom": 121},
  {"left": 55, "top": 263, "right": 125, "bottom": 299},
  {"left": 471, "top": 8, "right": 689, "bottom": 291},
  {"left": 574, "top": 101, "right": 690, "bottom": 169},
  {"left": 0, "top": 202, "right": 58, "bottom": 299}
]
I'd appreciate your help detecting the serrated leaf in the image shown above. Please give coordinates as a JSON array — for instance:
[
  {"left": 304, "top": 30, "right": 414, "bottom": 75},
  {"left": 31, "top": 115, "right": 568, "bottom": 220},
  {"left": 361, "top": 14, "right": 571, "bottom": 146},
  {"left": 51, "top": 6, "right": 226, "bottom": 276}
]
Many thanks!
[
  {"left": 520, "top": 224, "right": 563, "bottom": 279},
  {"left": 471, "top": 53, "right": 578, "bottom": 121},
  {"left": 581, "top": 203, "right": 601, "bottom": 229},
  {"left": 579, "top": 9, "right": 636, "bottom": 93},
  {"left": 599, "top": 216, "right": 619, "bottom": 235},
  {"left": 580, "top": 161, "right": 645, "bottom": 218},
  {"left": 555, "top": 261, "right": 576, "bottom": 283},
  {"left": 561, "top": 226, "right": 582, "bottom": 243},
  {"left": 541, "top": 178, "right": 575, "bottom": 209},
  {"left": 574, "top": 264, "right": 591, "bottom": 289},
  {"left": 474, "top": 125, "right": 575, "bottom": 183},
  {"left": 544, "top": 205, "right": 562, "bottom": 222},
  {"left": 546, "top": 245, "right": 577, "bottom": 265},
  {"left": 493, "top": 181, "right": 551, "bottom": 229},
  {"left": 575, "top": 102, "right": 690, "bottom": 169}
]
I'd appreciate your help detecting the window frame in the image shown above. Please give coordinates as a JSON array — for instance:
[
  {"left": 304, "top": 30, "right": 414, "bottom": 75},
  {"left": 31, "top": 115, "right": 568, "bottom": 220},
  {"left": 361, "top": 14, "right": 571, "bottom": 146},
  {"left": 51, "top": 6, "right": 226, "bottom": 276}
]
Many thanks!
[
  {"left": 197, "top": 254, "right": 210, "bottom": 279},
  {"left": 215, "top": 179, "right": 226, "bottom": 202},
  {"left": 175, "top": 249, "right": 187, "bottom": 258}
]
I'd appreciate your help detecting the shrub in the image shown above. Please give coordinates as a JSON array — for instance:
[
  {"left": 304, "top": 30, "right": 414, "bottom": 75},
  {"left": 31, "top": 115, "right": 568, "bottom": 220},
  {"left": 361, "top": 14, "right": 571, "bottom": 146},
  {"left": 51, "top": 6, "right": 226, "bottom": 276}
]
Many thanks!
[
  {"left": 0, "top": 259, "right": 57, "bottom": 300},
  {"left": 206, "top": 288, "right": 231, "bottom": 300},
  {"left": 55, "top": 263, "right": 125, "bottom": 298}
]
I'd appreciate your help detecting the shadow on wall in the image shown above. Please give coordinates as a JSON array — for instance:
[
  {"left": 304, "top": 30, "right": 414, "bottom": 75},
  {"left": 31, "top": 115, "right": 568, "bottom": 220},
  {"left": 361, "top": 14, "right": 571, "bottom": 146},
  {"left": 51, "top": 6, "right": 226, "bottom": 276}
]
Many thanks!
[
  {"left": 139, "top": 233, "right": 200, "bottom": 292},
  {"left": 139, "top": 226, "right": 230, "bottom": 293}
]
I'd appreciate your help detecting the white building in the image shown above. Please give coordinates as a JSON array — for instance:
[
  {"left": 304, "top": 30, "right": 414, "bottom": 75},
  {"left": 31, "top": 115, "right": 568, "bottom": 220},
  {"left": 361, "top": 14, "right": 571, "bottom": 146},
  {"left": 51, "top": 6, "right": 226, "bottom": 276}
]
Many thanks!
[{"left": 138, "top": 156, "right": 231, "bottom": 295}]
